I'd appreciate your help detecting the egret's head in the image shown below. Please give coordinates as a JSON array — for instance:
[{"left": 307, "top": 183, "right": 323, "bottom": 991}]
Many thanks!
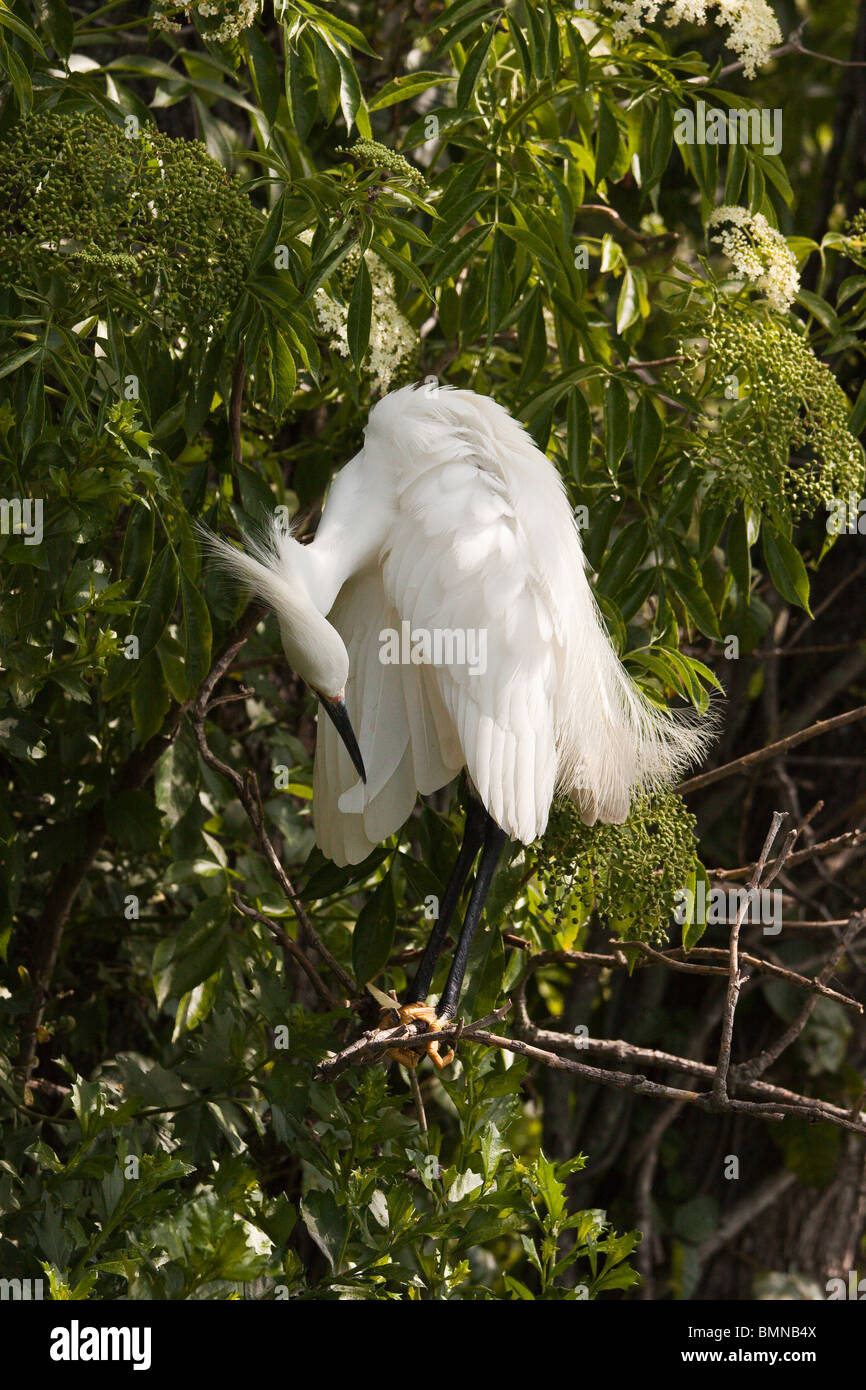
[
  {"left": 278, "top": 606, "right": 348, "bottom": 703},
  {"left": 199, "top": 520, "right": 366, "bottom": 784},
  {"left": 278, "top": 612, "right": 366, "bottom": 785}
]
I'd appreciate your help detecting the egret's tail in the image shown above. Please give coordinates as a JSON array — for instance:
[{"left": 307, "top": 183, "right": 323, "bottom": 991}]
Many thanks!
[{"left": 558, "top": 564, "right": 717, "bottom": 825}]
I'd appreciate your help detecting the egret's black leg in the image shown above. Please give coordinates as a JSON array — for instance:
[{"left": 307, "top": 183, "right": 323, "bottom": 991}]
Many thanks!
[
  {"left": 437, "top": 813, "right": 508, "bottom": 1022},
  {"left": 406, "top": 794, "right": 487, "bottom": 1005}
]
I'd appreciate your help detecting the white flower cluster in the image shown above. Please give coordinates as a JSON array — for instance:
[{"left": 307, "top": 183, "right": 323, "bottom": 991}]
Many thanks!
[
  {"left": 706, "top": 205, "right": 799, "bottom": 311},
  {"left": 308, "top": 243, "right": 418, "bottom": 394},
  {"left": 604, "top": 0, "right": 781, "bottom": 77},
  {"left": 152, "top": 0, "right": 260, "bottom": 43}
]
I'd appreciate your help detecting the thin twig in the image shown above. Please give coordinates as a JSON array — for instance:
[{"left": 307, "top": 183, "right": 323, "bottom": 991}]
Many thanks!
[
  {"left": 408, "top": 1068, "right": 428, "bottom": 1135},
  {"left": 515, "top": 1021, "right": 866, "bottom": 1136},
  {"left": 714, "top": 813, "right": 787, "bottom": 1102},
  {"left": 192, "top": 662, "right": 357, "bottom": 1000},
  {"left": 735, "top": 913, "right": 866, "bottom": 1081},
  {"left": 232, "top": 896, "right": 342, "bottom": 1010},
  {"left": 710, "top": 828, "right": 866, "bottom": 881},
  {"left": 677, "top": 704, "right": 866, "bottom": 795}
]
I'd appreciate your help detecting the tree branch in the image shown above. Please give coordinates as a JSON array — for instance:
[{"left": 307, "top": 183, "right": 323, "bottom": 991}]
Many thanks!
[{"left": 677, "top": 704, "right": 866, "bottom": 795}]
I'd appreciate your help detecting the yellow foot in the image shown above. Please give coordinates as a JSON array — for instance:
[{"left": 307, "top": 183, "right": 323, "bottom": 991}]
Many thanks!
[{"left": 378, "top": 1002, "right": 455, "bottom": 1071}]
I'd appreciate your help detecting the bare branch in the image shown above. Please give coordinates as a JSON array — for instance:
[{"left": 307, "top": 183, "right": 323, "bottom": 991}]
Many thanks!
[
  {"left": 232, "top": 895, "right": 342, "bottom": 1011},
  {"left": 677, "top": 705, "right": 866, "bottom": 796},
  {"left": 710, "top": 828, "right": 866, "bottom": 882},
  {"left": 192, "top": 660, "right": 357, "bottom": 1000},
  {"left": 735, "top": 913, "right": 866, "bottom": 1081},
  {"left": 714, "top": 813, "right": 788, "bottom": 1101},
  {"left": 313, "top": 1005, "right": 513, "bottom": 1081}
]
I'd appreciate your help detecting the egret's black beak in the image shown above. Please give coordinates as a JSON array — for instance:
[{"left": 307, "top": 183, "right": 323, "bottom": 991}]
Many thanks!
[{"left": 318, "top": 695, "right": 366, "bottom": 784}]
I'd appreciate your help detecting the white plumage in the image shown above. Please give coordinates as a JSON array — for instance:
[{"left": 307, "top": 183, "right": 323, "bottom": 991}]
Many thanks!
[{"left": 209, "top": 383, "right": 711, "bottom": 866}]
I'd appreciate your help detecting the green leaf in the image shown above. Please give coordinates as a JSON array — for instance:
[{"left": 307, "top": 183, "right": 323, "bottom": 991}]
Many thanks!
[
  {"left": 604, "top": 377, "right": 629, "bottom": 474},
  {"left": 287, "top": 39, "right": 318, "bottom": 141},
  {"left": 331, "top": 43, "right": 370, "bottom": 136},
  {"left": 595, "top": 98, "right": 620, "bottom": 185},
  {"left": 431, "top": 223, "right": 492, "bottom": 287},
  {"left": 301, "top": 1191, "right": 348, "bottom": 1272},
  {"left": 849, "top": 379, "right": 866, "bottom": 438},
  {"left": 481, "top": 1122, "right": 506, "bottom": 1181},
  {"left": 665, "top": 567, "right": 722, "bottom": 640},
  {"left": 244, "top": 25, "right": 280, "bottom": 123},
  {"left": 352, "top": 872, "right": 396, "bottom": 986},
  {"left": 313, "top": 34, "right": 341, "bottom": 122},
  {"left": 457, "top": 25, "right": 496, "bottom": 109},
  {"left": 180, "top": 569, "right": 212, "bottom": 694},
  {"left": 105, "top": 789, "right": 164, "bottom": 854},
  {"left": 520, "top": 0, "right": 546, "bottom": 79},
  {"left": 517, "top": 287, "right": 548, "bottom": 389},
  {"left": 268, "top": 325, "right": 297, "bottom": 416},
  {"left": 0, "top": 2, "right": 45, "bottom": 53},
  {"left": 727, "top": 507, "right": 751, "bottom": 598},
  {"left": 0, "top": 343, "right": 42, "bottom": 380},
  {"left": 597, "top": 521, "right": 648, "bottom": 599},
  {"left": 567, "top": 387, "right": 591, "bottom": 484},
  {"left": 633, "top": 393, "right": 662, "bottom": 483},
  {"left": 485, "top": 230, "right": 508, "bottom": 337},
  {"left": 367, "top": 71, "right": 454, "bottom": 111},
  {"left": 249, "top": 189, "right": 286, "bottom": 274},
  {"left": 616, "top": 266, "right": 647, "bottom": 334},
  {"left": 346, "top": 255, "right": 372, "bottom": 368},
  {"left": 152, "top": 898, "right": 230, "bottom": 1010},
  {"left": 534, "top": 1151, "right": 566, "bottom": 1222},
  {"left": 103, "top": 545, "right": 179, "bottom": 700},
  {"left": 682, "top": 861, "right": 710, "bottom": 951},
  {"left": 154, "top": 726, "right": 200, "bottom": 830},
  {"left": 431, "top": 0, "right": 496, "bottom": 61},
  {"left": 795, "top": 289, "right": 839, "bottom": 335},
  {"left": 131, "top": 650, "right": 170, "bottom": 745},
  {"left": 34, "top": 0, "right": 73, "bottom": 60},
  {"left": 762, "top": 528, "right": 812, "bottom": 614}
]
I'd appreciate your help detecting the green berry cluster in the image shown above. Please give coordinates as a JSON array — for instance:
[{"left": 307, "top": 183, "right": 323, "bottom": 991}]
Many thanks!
[
  {"left": 535, "top": 793, "right": 699, "bottom": 945},
  {"left": 336, "top": 140, "right": 428, "bottom": 190},
  {"left": 683, "top": 306, "right": 864, "bottom": 517},
  {"left": 845, "top": 209, "right": 866, "bottom": 239},
  {"left": 0, "top": 109, "right": 262, "bottom": 330}
]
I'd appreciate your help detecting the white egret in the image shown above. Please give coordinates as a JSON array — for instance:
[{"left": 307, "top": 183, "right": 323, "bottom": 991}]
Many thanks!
[{"left": 207, "top": 383, "right": 712, "bottom": 1064}]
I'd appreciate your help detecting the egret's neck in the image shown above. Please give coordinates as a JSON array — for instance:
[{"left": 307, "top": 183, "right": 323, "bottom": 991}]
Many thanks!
[{"left": 299, "top": 448, "right": 392, "bottom": 615}]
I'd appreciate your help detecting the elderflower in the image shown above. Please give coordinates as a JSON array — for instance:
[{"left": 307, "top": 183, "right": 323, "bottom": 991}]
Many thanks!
[
  {"left": 301, "top": 234, "right": 418, "bottom": 394},
  {"left": 706, "top": 206, "right": 799, "bottom": 311},
  {"left": 603, "top": 0, "right": 781, "bottom": 78},
  {"left": 151, "top": 0, "right": 260, "bottom": 43}
]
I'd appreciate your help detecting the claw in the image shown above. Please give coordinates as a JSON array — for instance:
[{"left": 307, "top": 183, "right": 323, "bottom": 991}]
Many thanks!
[{"left": 378, "top": 1001, "right": 455, "bottom": 1071}]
